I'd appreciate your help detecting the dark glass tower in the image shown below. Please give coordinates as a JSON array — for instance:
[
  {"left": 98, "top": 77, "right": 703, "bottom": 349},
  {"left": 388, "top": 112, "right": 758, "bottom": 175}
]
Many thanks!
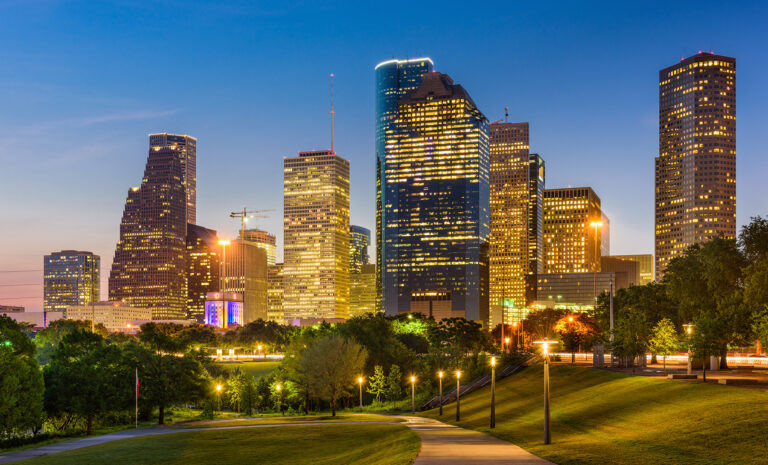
[
  {"left": 525, "top": 153, "right": 545, "bottom": 304},
  {"left": 375, "top": 57, "right": 433, "bottom": 313},
  {"left": 350, "top": 225, "right": 371, "bottom": 274},
  {"left": 383, "top": 72, "right": 490, "bottom": 321}
]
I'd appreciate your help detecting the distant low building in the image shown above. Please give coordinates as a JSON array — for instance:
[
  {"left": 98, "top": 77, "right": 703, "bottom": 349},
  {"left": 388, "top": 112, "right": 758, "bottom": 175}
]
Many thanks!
[
  {"left": 406, "top": 290, "right": 466, "bottom": 321},
  {"left": 607, "top": 254, "right": 654, "bottom": 285},
  {"left": 0, "top": 305, "right": 24, "bottom": 313},
  {"left": 65, "top": 301, "right": 152, "bottom": 331},
  {"left": 204, "top": 292, "right": 243, "bottom": 329},
  {"left": 0, "top": 309, "right": 63, "bottom": 328},
  {"left": 534, "top": 272, "right": 615, "bottom": 311},
  {"left": 600, "top": 257, "right": 640, "bottom": 289}
]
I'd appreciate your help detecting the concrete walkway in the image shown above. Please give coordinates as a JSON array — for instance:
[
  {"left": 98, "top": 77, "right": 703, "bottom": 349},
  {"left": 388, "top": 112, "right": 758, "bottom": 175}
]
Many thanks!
[{"left": 401, "top": 416, "right": 554, "bottom": 465}]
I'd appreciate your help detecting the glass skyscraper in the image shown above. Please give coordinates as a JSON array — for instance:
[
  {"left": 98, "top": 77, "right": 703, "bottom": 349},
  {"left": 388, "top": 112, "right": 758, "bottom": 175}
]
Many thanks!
[
  {"left": 350, "top": 225, "right": 371, "bottom": 274},
  {"left": 526, "top": 153, "right": 546, "bottom": 304},
  {"left": 375, "top": 57, "right": 433, "bottom": 313},
  {"left": 43, "top": 250, "right": 100, "bottom": 314},
  {"left": 383, "top": 72, "right": 490, "bottom": 321},
  {"left": 186, "top": 224, "right": 219, "bottom": 323}
]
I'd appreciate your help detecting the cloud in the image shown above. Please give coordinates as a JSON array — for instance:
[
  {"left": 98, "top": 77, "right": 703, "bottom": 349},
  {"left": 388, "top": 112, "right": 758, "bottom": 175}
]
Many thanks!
[{"left": 75, "top": 109, "right": 179, "bottom": 126}]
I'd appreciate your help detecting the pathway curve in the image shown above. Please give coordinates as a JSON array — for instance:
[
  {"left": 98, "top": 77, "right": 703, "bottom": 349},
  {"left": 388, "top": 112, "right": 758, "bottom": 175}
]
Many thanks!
[{"left": 400, "top": 416, "right": 554, "bottom": 465}]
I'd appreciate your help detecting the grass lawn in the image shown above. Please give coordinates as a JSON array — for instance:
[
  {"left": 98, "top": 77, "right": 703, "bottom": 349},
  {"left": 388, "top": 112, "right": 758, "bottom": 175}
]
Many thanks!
[
  {"left": 182, "top": 413, "right": 402, "bottom": 427},
  {"left": 219, "top": 361, "right": 280, "bottom": 379},
  {"left": 16, "top": 424, "right": 420, "bottom": 465},
  {"left": 420, "top": 364, "right": 768, "bottom": 465}
]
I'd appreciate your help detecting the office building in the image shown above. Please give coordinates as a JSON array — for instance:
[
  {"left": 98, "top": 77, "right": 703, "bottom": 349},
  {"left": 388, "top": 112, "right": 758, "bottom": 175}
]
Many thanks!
[
  {"left": 656, "top": 53, "right": 736, "bottom": 278},
  {"left": 383, "top": 72, "right": 490, "bottom": 321},
  {"left": 607, "top": 254, "right": 655, "bottom": 284},
  {"left": 65, "top": 301, "right": 152, "bottom": 331},
  {"left": 350, "top": 225, "right": 371, "bottom": 274},
  {"left": 242, "top": 229, "right": 277, "bottom": 266},
  {"left": 489, "top": 122, "right": 529, "bottom": 324},
  {"left": 109, "top": 134, "right": 194, "bottom": 319},
  {"left": 408, "top": 290, "right": 465, "bottom": 320},
  {"left": 283, "top": 150, "right": 350, "bottom": 320},
  {"left": 204, "top": 292, "right": 244, "bottom": 328},
  {"left": 350, "top": 263, "right": 376, "bottom": 317},
  {"left": 375, "top": 57, "right": 434, "bottom": 312},
  {"left": 186, "top": 224, "right": 220, "bottom": 324},
  {"left": 43, "top": 250, "right": 100, "bottom": 314},
  {"left": 600, "top": 256, "right": 640, "bottom": 289},
  {"left": 526, "top": 154, "right": 546, "bottom": 304},
  {"left": 535, "top": 272, "right": 615, "bottom": 311},
  {"left": 267, "top": 263, "right": 284, "bottom": 322},
  {"left": 221, "top": 239, "right": 268, "bottom": 323},
  {"left": 543, "top": 187, "right": 602, "bottom": 274}
]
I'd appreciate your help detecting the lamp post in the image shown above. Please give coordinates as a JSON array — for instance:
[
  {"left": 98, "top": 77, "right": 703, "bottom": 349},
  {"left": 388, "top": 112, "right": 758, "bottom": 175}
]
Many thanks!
[
  {"left": 490, "top": 357, "right": 496, "bottom": 428},
  {"left": 215, "top": 383, "right": 222, "bottom": 414},
  {"left": 358, "top": 376, "right": 364, "bottom": 412},
  {"left": 684, "top": 323, "right": 694, "bottom": 375},
  {"left": 455, "top": 370, "right": 462, "bottom": 421},
  {"left": 410, "top": 376, "right": 416, "bottom": 414},
  {"left": 533, "top": 339, "right": 558, "bottom": 445},
  {"left": 505, "top": 336, "right": 511, "bottom": 354},
  {"left": 275, "top": 384, "right": 282, "bottom": 415},
  {"left": 589, "top": 220, "right": 603, "bottom": 304},
  {"left": 438, "top": 371, "right": 444, "bottom": 416},
  {"left": 257, "top": 344, "right": 263, "bottom": 358}
]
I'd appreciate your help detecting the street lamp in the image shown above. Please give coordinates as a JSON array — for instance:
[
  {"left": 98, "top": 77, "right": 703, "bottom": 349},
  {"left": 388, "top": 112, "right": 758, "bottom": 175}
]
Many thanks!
[
  {"left": 683, "top": 323, "right": 694, "bottom": 375},
  {"left": 589, "top": 220, "right": 603, "bottom": 304},
  {"left": 357, "top": 376, "right": 364, "bottom": 412},
  {"left": 455, "top": 370, "right": 462, "bottom": 421},
  {"left": 257, "top": 344, "right": 263, "bottom": 358},
  {"left": 410, "top": 376, "right": 416, "bottom": 414},
  {"left": 533, "top": 339, "right": 558, "bottom": 445},
  {"left": 215, "top": 383, "right": 223, "bottom": 413},
  {"left": 275, "top": 383, "right": 282, "bottom": 415},
  {"left": 490, "top": 357, "right": 496, "bottom": 428},
  {"left": 437, "top": 371, "right": 444, "bottom": 416}
]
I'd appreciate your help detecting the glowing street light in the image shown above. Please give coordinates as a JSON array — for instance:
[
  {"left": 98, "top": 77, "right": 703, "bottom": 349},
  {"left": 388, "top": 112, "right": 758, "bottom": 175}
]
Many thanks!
[
  {"left": 215, "top": 383, "right": 223, "bottom": 413},
  {"left": 490, "top": 357, "right": 496, "bottom": 428},
  {"left": 533, "top": 339, "right": 558, "bottom": 445},
  {"left": 410, "top": 376, "right": 416, "bottom": 414},
  {"left": 455, "top": 370, "right": 462, "bottom": 421},
  {"left": 275, "top": 383, "right": 282, "bottom": 415},
  {"left": 437, "top": 371, "right": 444, "bottom": 416},
  {"left": 357, "top": 376, "right": 364, "bottom": 412},
  {"left": 683, "top": 323, "right": 694, "bottom": 375}
]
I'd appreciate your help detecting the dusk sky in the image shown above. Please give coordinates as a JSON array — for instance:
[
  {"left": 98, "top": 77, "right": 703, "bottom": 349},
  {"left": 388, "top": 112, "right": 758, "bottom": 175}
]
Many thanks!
[{"left": 1, "top": 1, "right": 766, "bottom": 311}]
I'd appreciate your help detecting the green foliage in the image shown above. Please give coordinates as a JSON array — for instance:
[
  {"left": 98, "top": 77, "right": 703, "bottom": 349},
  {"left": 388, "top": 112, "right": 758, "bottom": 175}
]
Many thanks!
[
  {"left": 224, "top": 319, "right": 297, "bottom": 352},
  {"left": 366, "top": 365, "right": 386, "bottom": 401},
  {"left": 523, "top": 308, "right": 566, "bottom": 341},
  {"left": 752, "top": 309, "right": 768, "bottom": 348},
  {"left": 648, "top": 318, "right": 678, "bottom": 372},
  {"left": 33, "top": 319, "right": 108, "bottom": 365},
  {"left": 385, "top": 364, "right": 403, "bottom": 401},
  {"left": 690, "top": 316, "right": 727, "bottom": 376},
  {"left": 611, "top": 309, "right": 650, "bottom": 367},
  {"left": 553, "top": 314, "right": 597, "bottom": 361},
  {"left": 595, "top": 282, "right": 679, "bottom": 333},
  {"left": 0, "top": 316, "right": 44, "bottom": 439}
]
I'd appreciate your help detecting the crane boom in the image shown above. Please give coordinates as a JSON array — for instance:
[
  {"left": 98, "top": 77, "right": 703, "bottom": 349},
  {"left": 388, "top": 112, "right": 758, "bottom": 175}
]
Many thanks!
[{"left": 229, "top": 207, "right": 274, "bottom": 239}]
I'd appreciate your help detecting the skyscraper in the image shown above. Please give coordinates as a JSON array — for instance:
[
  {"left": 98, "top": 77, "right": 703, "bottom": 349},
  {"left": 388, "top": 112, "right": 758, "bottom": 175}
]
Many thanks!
[
  {"left": 543, "top": 187, "right": 602, "bottom": 274},
  {"left": 242, "top": 229, "right": 277, "bottom": 266},
  {"left": 186, "top": 224, "right": 219, "bottom": 323},
  {"left": 222, "top": 239, "right": 268, "bottom": 323},
  {"left": 489, "top": 122, "right": 529, "bottom": 322},
  {"left": 383, "top": 72, "right": 490, "bottom": 321},
  {"left": 109, "top": 134, "right": 193, "bottom": 319},
  {"left": 283, "top": 150, "right": 350, "bottom": 321},
  {"left": 375, "top": 57, "right": 434, "bottom": 313},
  {"left": 149, "top": 133, "right": 196, "bottom": 225},
  {"left": 267, "top": 263, "right": 284, "bottom": 322},
  {"left": 526, "top": 154, "right": 546, "bottom": 304},
  {"left": 44, "top": 250, "right": 99, "bottom": 314},
  {"left": 656, "top": 53, "right": 736, "bottom": 278},
  {"left": 350, "top": 225, "right": 371, "bottom": 274}
]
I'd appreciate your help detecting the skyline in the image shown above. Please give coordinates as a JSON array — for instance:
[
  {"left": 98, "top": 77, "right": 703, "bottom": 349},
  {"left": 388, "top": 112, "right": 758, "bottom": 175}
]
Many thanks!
[{"left": 2, "top": 1, "right": 768, "bottom": 312}]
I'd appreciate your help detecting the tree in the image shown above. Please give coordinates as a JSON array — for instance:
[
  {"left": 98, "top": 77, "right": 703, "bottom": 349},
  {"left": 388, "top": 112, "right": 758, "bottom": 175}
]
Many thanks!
[
  {"left": 34, "top": 319, "right": 108, "bottom": 365},
  {"left": 385, "top": 364, "right": 403, "bottom": 401},
  {"left": 366, "top": 365, "right": 386, "bottom": 402},
  {"left": 648, "top": 318, "right": 678, "bottom": 373},
  {"left": 611, "top": 309, "right": 650, "bottom": 370},
  {"left": 226, "top": 368, "right": 245, "bottom": 413},
  {"left": 0, "top": 316, "right": 44, "bottom": 439},
  {"left": 240, "top": 375, "right": 258, "bottom": 416},
  {"left": 553, "top": 314, "right": 595, "bottom": 363},
  {"left": 752, "top": 310, "right": 768, "bottom": 350},
  {"left": 690, "top": 316, "right": 727, "bottom": 382}
]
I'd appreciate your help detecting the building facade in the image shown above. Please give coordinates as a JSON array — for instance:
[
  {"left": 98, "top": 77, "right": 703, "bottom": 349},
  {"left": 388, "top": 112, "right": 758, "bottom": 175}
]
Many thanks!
[
  {"left": 242, "top": 229, "right": 277, "bottom": 266},
  {"left": 222, "top": 239, "right": 268, "bottom": 323},
  {"left": 109, "top": 134, "right": 193, "bottom": 319},
  {"left": 526, "top": 154, "right": 546, "bottom": 304},
  {"left": 543, "top": 187, "right": 602, "bottom": 274},
  {"left": 350, "top": 225, "right": 371, "bottom": 274},
  {"left": 43, "top": 250, "right": 100, "bottom": 314},
  {"left": 65, "top": 301, "right": 152, "bottom": 331},
  {"left": 375, "top": 57, "right": 434, "bottom": 313},
  {"left": 149, "top": 133, "right": 196, "bottom": 225},
  {"left": 383, "top": 72, "right": 490, "bottom": 322},
  {"left": 600, "top": 256, "right": 640, "bottom": 289},
  {"left": 350, "top": 263, "right": 376, "bottom": 317},
  {"left": 489, "top": 122, "right": 529, "bottom": 323},
  {"left": 283, "top": 150, "right": 350, "bottom": 320},
  {"left": 607, "top": 254, "right": 655, "bottom": 285},
  {"left": 267, "top": 263, "right": 284, "bottom": 322},
  {"left": 186, "top": 224, "right": 219, "bottom": 324},
  {"left": 655, "top": 53, "right": 736, "bottom": 278}
]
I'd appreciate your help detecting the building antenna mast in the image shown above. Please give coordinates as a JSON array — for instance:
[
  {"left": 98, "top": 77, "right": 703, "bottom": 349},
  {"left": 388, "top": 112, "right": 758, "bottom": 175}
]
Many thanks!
[
  {"left": 505, "top": 106, "right": 509, "bottom": 123},
  {"left": 330, "top": 73, "right": 335, "bottom": 152}
]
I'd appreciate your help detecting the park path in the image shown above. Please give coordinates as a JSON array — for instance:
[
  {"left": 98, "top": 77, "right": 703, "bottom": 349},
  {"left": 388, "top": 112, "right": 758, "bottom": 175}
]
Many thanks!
[{"left": 400, "top": 416, "right": 554, "bottom": 465}]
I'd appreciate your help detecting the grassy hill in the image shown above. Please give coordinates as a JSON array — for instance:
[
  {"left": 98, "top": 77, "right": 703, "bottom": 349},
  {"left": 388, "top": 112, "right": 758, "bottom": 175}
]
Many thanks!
[{"left": 420, "top": 364, "right": 768, "bottom": 465}]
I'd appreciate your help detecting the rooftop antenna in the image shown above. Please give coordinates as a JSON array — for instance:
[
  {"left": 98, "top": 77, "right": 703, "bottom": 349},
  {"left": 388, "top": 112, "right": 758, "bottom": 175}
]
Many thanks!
[
  {"left": 504, "top": 107, "right": 509, "bottom": 123},
  {"left": 330, "top": 73, "right": 335, "bottom": 152}
]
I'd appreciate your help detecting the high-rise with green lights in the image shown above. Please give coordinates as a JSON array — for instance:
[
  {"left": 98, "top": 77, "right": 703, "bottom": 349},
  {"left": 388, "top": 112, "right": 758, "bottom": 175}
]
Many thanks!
[{"left": 383, "top": 71, "right": 490, "bottom": 321}]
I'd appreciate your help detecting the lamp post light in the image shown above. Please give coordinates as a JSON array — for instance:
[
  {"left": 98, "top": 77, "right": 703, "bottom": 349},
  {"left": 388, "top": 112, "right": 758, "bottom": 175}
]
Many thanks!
[
  {"left": 438, "top": 371, "right": 444, "bottom": 416},
  {"left": 410, "top": 376, "right": 416, "bottom": 414},
  {"left": 455, "top": 370, "right": 462, "bottom": 421},
  {"left": 215, "top": 383, "right": 223, "bottom": 413},
  {"left": 533, "top": 339, "right": 558, "bottom": 445},
  {"left": 684, "top": 323, "right": 694, "bottom": 375},
  {"left": 505, "top": 336, "right": 511, "bottom": 354},
  {"left": 589, "top": 220, "right": 603, "bottom": 304},
  {"left": 358, "top": 376, "right": 364, "bottom": 412},
  {"left": 490, "top": 357, "right": 496, "bottom": 428},
  {"left": 257, "top": 344, "right": 263, "bottom": 358},
  {"left": 275, "top": 384, "right": 282, "bottom": 415}
]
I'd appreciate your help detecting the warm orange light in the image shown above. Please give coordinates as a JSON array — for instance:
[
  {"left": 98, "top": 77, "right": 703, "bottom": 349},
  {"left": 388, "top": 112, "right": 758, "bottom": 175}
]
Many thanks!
[
  {"left": 568, "top": 316, "right": 574, "bottom": 322},
  {"left": 589, "top": 221, "right": 603, "bottom": 228},
  {"left": 491, "top": 357, "right": 496, "bottom": 367},
  {"left": 410, "top": 376, "right": 416, "bottom": 383},
  {"left": 438, "top": 371, "right": 444, "bottom": 378},
  {"left": 455, "top": 370, "right": 461, "bottom": 379},
  {"left": 218, "top": 239, "right": 231, "bottom": 246},
  {"left": 276, "top": 384, "right": 282, "bottom": 392},
  {"left": 505, "top": 337, "right": 510, "bottom": 344},
  {"left": 216, "top": 384, "right": 222, "bottom": 392},
  {"left": 358, "top": 377, "right": 363, "bottom": 384}
]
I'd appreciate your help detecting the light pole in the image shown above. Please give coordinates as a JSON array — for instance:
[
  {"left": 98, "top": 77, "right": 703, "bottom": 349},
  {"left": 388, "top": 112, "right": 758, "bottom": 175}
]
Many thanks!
[
  {"left": 275, "top": 384, "right": 282, "bottom": 415},
  {"left": 589, "top": 220, "right": 603, "bottom": 304},
  {"left": 438, "top": 371, "right": 444, "bottom": 416},
  {"left": 257, "top": 344, "right": 263, "bottom": 358},
  {"left": 455, "top": 370, "right": 462, "bottom": 421},
  {"left": 358, "top": 376, "right": 364, "bottom": 412},
  {"left": 215, "top": 383, "right": 222, "bottom": 414},
  {"left": 684, "top": 323, "right": 694, "bottom": 375},
  {"left": 490, "top": 357, "right": 496, "bottom": 428},
  {"left": 505, "top": 336, "right": 511, "bottom": 354},
  {"left": 534, "top": 339, "right": 558, "bottom": 445},
  {"left": 410, "top": 376, "right": 416, "bottom": 414}
]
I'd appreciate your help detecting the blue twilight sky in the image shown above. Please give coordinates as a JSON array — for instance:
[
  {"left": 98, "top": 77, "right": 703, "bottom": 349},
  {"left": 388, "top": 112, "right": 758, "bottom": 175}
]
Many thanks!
[{"left": 1, "top": 1, "right": 766, "bottom": 311}]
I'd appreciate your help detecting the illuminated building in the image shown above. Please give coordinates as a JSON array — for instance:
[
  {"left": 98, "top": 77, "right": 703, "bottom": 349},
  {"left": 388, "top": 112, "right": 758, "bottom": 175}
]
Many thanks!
[
  {"left": 600, "top": 257, "right": 640, "bottom": 289},
  {"left": 350, "top": 225, "right": 371, "bottom": 274},
  {"left": 383, "top": 72, "right": 490, "bottom": 322},
  {"left": 542, "top": 187, "right": 602, "bottom": 274},
  {"left": 350, "top": 263, "right": 376, "bottom": 317},
  {"left": 408, "top": 290, "right": 465, "bottom": 320},
  {"left": 44, "top": 250, "right": 100, "bottom": 314},
  {"left": 489, "top": 122, "right": 529, "bottom": 324},
  {"left": 242, "top": 229, "right": 277, "bottom": 266},
  {"left": 526, "top": 154, "right": 546, "bottom": 304},
  {"left": 65, "top": 301, "right": 152, "bottom": 331},
  {"left": 149, "top": 133, "right": 196, "bottom": 225},
  {"left": 375, "top": 57, "right": 434, "bottom": 313},
  {"left": 267, "top": 263, "right": 284, "bottom": 322},
  {"left": 222, "top": 239, "right": 268, "bottom": 323},
  {"left": 109, "top": 134, "right": 193, "bottom": 319},
  {"left": 204, "top": 292, "right": 243, "bottom": 328},
  {"left": 534, "top": 272, "right": 615, "bottom": 310},
  {"left": 186, "top": 224, "right": 219, "bottom": 324},
  {"left": 283, "top": 150, "right": 350, "bottom": 320},
  {"left": 656, "top": 53, "right": 736, "bottom": 278},
  {"left": 607, "top": 254, "right": 655, "bottom": 284}
]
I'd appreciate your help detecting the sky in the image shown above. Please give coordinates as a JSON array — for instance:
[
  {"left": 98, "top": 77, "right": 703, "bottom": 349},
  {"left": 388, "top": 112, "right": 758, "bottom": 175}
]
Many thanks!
[{"left": 1, "top": 0, "right": 766, "bottom": 311}]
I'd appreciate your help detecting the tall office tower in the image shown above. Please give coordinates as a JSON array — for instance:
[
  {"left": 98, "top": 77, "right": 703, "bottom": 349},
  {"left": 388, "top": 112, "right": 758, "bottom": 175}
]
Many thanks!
[
  {"left": 222, "top": 239, "right": 268, "bottom": 323},
  {"left": 543, "top": 187, "right": 602, "bottom": 274},
  {"left": 350, "top": 264, "right": 376, "bottom": 317},
  {"left": 149, "top": 133, "right": 197, "bottom": 225},
  {"left": 186, "top": 225, "right": 220, "bottom": 323},
  {"left": 383, "top": 72, "right": 490, "bottom": 321},
  {"left": 44, "top": 251, "right": 100, "bottom": 314},
  {"left": 375, "top": 57, "right": 434, "bottom": 313},
  {"left": 350, "top": 225, "right": 371, "bottom": 273},
  {"left": 109, "top": 135, "right": 192, "bottom": 319},
  {"left": 656, "top": 53, "right": 736, "bottom": 278},
  {"left": 526, "top": 154, "right": 546, "bottom": 304},
  {"left": 283, "top": 150, "right": 350, "bottom": 321},
  {"left": 489, "top": 122, "right": 529, "bottom": 323},
  {"left": 242, "top": 229, "right": 277, "bottom": 266},
  {"left": 267, "top": 263, "right": 284, "bottom": 322}
]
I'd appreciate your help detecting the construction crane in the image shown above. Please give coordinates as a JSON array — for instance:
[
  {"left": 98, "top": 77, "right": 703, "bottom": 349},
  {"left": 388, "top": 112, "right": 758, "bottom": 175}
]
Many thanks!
[{"left": 230, "top": 207, "right": 274, "bottom": 239}]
